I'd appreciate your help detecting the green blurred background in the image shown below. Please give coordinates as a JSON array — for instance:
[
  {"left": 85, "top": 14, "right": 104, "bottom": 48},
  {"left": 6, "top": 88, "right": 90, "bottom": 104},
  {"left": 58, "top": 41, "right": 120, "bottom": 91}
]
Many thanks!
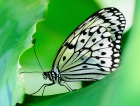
[{"left": 20, "top": 0, "right": 135, "bottom": 96}]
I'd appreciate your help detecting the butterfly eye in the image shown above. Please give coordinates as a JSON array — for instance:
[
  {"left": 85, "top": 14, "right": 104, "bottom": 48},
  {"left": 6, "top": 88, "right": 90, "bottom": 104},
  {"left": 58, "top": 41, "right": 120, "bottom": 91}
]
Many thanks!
[
  {"left": 43, "top": 72, "right": 48, "bottom": 80},
  {"left": 43, "top": 72, "right": 47, "bottom": 75}
]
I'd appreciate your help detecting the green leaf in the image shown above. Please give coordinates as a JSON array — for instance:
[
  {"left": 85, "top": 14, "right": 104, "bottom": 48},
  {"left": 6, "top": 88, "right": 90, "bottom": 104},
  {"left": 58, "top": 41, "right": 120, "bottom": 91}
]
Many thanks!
[{"left": 0, "top": 0, "right": 47, "bottom": 106}]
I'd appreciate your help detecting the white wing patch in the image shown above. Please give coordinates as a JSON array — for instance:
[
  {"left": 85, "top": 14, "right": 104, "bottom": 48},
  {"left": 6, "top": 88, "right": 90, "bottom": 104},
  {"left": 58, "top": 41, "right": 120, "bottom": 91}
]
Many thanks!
[{"left": 52, "top": 7, "right": 126, "bottom": 81}]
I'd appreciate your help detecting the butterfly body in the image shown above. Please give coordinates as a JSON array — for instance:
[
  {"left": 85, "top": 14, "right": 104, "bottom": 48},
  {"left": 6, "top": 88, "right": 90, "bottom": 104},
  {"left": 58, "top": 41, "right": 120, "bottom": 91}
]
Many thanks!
[{"left": 33, "top": 7, "right": 126, "bottom": 95}]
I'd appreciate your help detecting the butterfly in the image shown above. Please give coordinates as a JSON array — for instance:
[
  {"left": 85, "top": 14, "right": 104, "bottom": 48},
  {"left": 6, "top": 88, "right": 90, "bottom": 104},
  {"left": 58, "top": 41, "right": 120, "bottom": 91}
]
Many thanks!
[{"left": 32, "top": 7, "right": 126, "bottom": 96}]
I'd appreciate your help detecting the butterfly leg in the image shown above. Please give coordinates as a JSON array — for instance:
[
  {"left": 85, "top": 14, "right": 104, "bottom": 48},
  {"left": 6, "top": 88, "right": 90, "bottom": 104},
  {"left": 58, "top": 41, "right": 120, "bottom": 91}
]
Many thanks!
[
  {"left": 60, "top": 81, "right": 76, "bottom": 91},
  {"left": 31, "top": 82, "right": 55, "bottom": 96},
  {"left": 30, "top": 84, "right": 46, "bottom": 96}
]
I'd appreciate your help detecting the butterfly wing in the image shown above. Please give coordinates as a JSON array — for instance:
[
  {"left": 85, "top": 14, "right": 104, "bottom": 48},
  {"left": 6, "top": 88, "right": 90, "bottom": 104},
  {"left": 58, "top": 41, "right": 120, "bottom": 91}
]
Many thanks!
[
  {"left": 59, "top": 26, "right": 118, "bottom": 81},
  {"left": 52, "top": 7, "right": 126, "bottom": 81}
]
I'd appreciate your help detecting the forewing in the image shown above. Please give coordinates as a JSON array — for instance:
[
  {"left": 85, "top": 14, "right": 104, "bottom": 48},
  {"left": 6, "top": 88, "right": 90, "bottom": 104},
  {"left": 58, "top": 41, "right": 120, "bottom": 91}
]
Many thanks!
[
  {"left": 53, "top": 7, "right": 125, "bottom": 69},
  {"left": 52, "top": 7, "right": 125, "bottom": 81}
]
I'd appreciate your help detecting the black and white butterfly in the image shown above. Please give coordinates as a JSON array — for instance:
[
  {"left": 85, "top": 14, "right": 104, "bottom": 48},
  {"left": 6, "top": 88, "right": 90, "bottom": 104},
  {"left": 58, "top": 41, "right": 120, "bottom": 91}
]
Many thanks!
[{"left": 33, "top": 7, "right": 126, "bottom": 95}]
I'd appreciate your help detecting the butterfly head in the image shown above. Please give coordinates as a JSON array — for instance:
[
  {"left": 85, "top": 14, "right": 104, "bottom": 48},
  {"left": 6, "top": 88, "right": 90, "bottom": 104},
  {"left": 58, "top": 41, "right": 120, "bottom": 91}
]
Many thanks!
[{"left": 42, "top": 72, "right": 49, "bottom": 80}]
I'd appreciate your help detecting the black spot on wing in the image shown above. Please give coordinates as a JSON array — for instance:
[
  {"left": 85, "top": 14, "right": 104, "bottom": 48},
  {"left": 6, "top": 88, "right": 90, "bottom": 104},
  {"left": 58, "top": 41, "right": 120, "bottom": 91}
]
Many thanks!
[
  {"left": 92, "top": 38, "right": 96, "bottom": 43},
  {"left": 82, "top": 65, "right": 88, "bottom": 68},
  {"left": 81, "top": 30, "right": 87, "bottom": 35},
  {"left": 99, "top": 43, "right": 103, "bottom": 47},
  {"left": 101, "top": 52, "right": 106, "bottom": 55},
  {"left": 96, "top": 28, "right": 101, "bottom": 34},
  {"left": 63, "top": 56, "right": 66, "bottom": 61},
  {"left": 95, "top": 56, "right": 100, "bottom": 60},
  {"left": 80, "top": 39, "right": 85, "bottom": 43},
  {"left": 65, "top": 43, "right": 76, "bottom": 49}
]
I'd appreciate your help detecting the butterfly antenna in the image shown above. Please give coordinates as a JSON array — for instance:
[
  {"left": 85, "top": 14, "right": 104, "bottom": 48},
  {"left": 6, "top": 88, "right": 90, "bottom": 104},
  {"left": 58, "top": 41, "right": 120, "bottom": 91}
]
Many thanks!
[
  {"left": 32, "top": 38, "right": 45, "bottom": 72},
  {"left": 33, "top": 48, "right": 45, "bottom": 72},
  {"left": 20, "top": 71, "right": 42, "bottom": 74}
]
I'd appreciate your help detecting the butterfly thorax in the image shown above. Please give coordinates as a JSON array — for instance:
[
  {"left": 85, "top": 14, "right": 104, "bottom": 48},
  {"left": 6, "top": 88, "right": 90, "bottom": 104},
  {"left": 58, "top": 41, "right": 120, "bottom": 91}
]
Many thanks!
[{"left": 43, "top": 71, "right": 61, "bottom": 83}]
